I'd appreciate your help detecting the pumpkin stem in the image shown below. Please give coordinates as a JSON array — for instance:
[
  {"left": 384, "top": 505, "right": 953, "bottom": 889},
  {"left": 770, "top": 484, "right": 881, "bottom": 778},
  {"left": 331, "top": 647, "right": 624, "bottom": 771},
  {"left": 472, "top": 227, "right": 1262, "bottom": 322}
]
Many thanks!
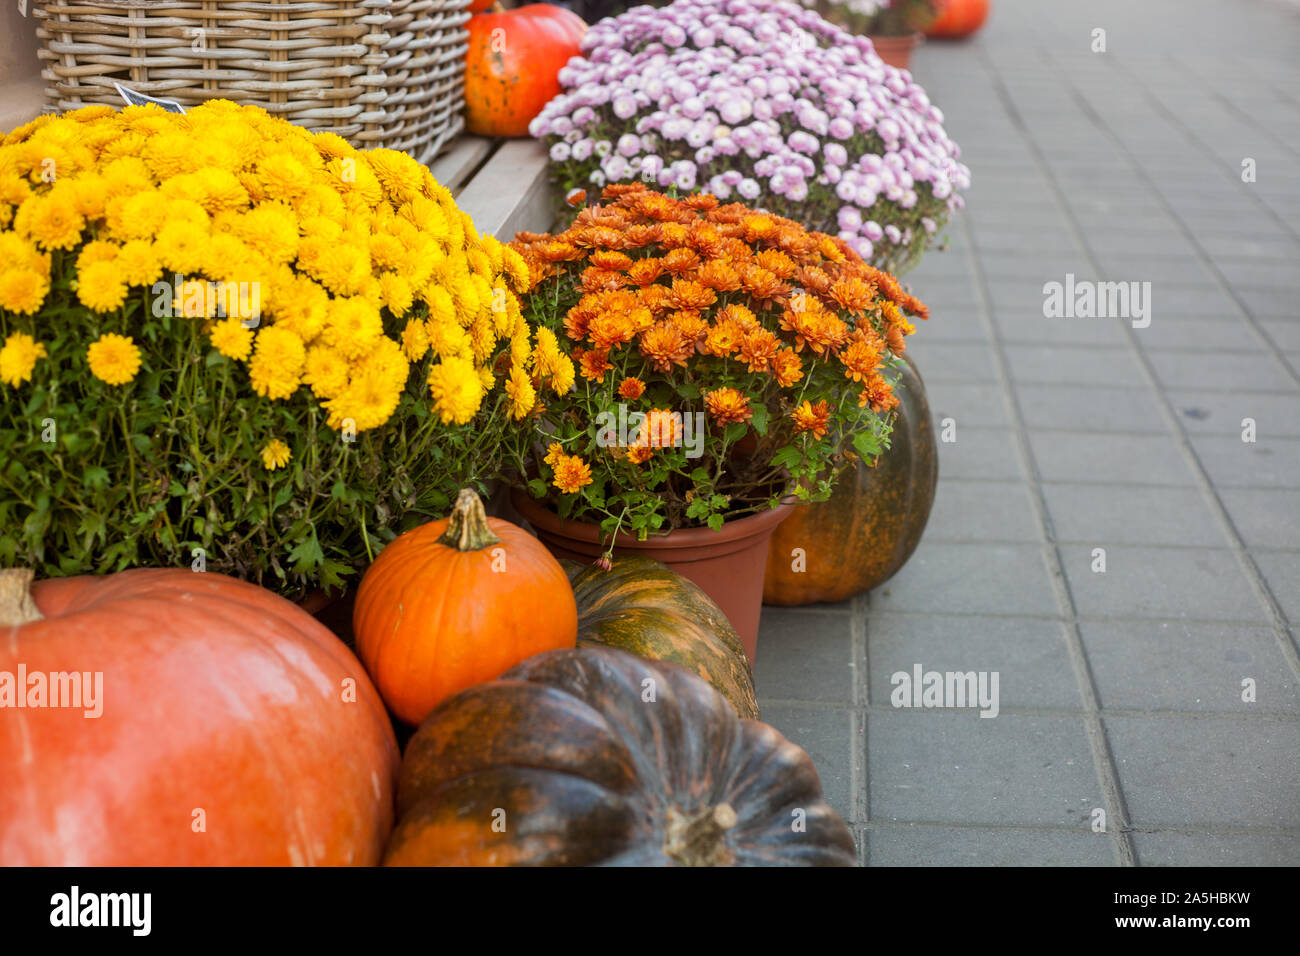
[
  {"left": 0, "top": 568, "right": 44, "bottom": 626},
  {"left": 663, "top": 803, "right": 738, "bottom": 866},
  {"left": 437, "top": 488, "right": 502, "bottom": 552}
]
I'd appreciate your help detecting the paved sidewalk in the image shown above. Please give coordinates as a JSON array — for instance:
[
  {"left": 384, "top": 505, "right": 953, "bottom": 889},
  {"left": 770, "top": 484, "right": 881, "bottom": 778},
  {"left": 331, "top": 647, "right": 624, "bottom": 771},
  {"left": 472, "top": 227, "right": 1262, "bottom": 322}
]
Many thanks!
[{"left": 756, "top": 0, "right": 1300, "bottom": 866}]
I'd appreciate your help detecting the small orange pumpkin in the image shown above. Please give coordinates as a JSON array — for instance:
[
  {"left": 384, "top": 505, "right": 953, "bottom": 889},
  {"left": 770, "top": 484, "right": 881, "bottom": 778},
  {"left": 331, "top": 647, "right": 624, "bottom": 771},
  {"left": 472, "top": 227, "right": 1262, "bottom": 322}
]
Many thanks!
[
  {"left": 926, "top": 0, "right": 990, "bottom": 39},
  {"left": 465, "top": 3, "right": 587, "bottom": 138},
  {"left": 354, "top": 488, "right": 577, "bottom": 725}
]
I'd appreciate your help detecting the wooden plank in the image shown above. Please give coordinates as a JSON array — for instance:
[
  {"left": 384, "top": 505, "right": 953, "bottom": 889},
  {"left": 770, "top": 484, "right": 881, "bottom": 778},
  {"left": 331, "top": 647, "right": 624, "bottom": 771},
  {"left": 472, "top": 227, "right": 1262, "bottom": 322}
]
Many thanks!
[
  {"left": 427, "top": 136, "right": 496, "bottom": 196},
  {"left": 455, "top": 139, "right": 553, "bottom": 240}
]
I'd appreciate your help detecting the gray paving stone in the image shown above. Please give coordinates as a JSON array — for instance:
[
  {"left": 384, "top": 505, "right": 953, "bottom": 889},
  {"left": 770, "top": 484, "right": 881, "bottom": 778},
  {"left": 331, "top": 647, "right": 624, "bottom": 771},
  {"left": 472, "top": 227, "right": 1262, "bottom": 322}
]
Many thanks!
[
  {"left": 1059, "top": 545, "right": 1272, "bottom": 624},
  {"left": 905, "top": 341, "right": 999, "bottom": 384},
  {"left": 757, "top": 704, "right": 855, "bottom": 825},
  {"left": 1027, "top": 430, "right": 1199, "bottom": 486},
  {"left": 1079, "top": 619, "right": 1300, "bottom": 714},
  {"left": 1191, "top": 433, "right": 1300, "bottom": 489},
  {"left": 1105, "top": 714, "right": 1300, "bottom": 827},
  {"left": 1253, "top": 551, "right": 1300, "bottom": 624},
  {"left": 1258, "top": 319, "right": 1300, "bottom": 353},
  {"left": 935, "top": 426, "right": 1026, "bottom": 481},
  {"left": 925, "top": 381, "right": 1012, "bottom": 429},
  {"left": 993, "top": 307, "right": 1132, "bottom": 346},
  {"left": 867, "top": 711, "right": 1101, "bottom": 826},
  {"left": 1004, "top": 344, "right": 1146, "bottom": 387},
  {"left": 867, "top": 824, "right": 1116, "bottom": 866},
  {"left": 1040, "top": 482, "right": 1229, "bottom": 548},
  {"left": 871, "top": 541, "right": 1059, "bottom": 617},
  {"left": 1135, "top": 314, "right": 1269, "bottom": 352},
  {"left": 754, "top": 608, "right": 854, "bottom": 705},
  {"left": 1218, "top": 488, "right": 1300, "bottom": 551},
  {"left": 925, "top": 480, "right": 1042, "bottom": 544},
  {"left": 1166, "top": 388, "right": 1300, "bottom": 438},
  {"left": 1132, "top": 831, "right": 1300, "bottom": 866},
  {"left": 1014, "top": 383, "right": 1168, "bottom": 433},
  {"left": 1146, "top": 350, "right": 1298, "bottom": 392},
  {"left": 866, "top": 613, "right": 1082, "bottom": 711}
]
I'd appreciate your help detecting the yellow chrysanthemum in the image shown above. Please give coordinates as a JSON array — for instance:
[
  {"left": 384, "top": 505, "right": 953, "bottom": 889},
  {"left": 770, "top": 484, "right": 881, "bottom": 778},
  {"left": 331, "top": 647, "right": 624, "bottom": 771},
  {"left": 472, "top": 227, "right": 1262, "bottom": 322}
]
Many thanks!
[
  {"left": 0, "top": 269, "right": 49, "bottom": 314},
  {"left": 155, "top": 221, "right": 210, "bottom": 275},
  {"left": 0, "top": 332, "right": 47, "bottom": 387},
  {"left": 86, "top": 333, "right": 141, "bottom": 386},
  {"left": 426, "top": 355, "right": 484, "bottom": 425},
  {"left": 324, "top": 364, "right": 404, "bottom": 432},
  {"left": 323, "top": 296, "right": 383, "bottom": 359},
  {"left": 260, "top": 438, "right": 292, "bottom": 471},
  {"left": 113, "top": 240, "right": 162, "bottom": 288},
  {"left": 21, "top": 194, "right": 85, "bottom": 250},
  {"left": 76, "top": 240, "right": 119, "bottom": 272},
  {"left": 309, "top": 242, "right": 370, "bottom": 296},
  {"left": 76, "top": 260, "right": 129, "bottom": 313},
  {"left": 505, "top": 365, "right": 535, "bottom": 420},
  {"left": 548, "top": 353, "right": 575, "bottom": 395},
  {"left": 400, "top": 318, "right": 430, "bottom": 362},
  {"left": 424, "top": 285, "right": 456, "bottom": 326},
  {"left": 209, "top": 317, "right": 255, "bottom": 361},
  {"left": 425, "top": 316, "right": 471, "bottom": 360},
  {"left": 248, "top": 326, "right": 306, "bottom": 400},
  {"left": 113, "top": 189, "right": 169, "bottom": 240},
  {"left": 303, "top": 344, "right": 350, "bottom": 400},
  {"left": 381, "top": 272, "right": 414, "bottom": 317},
  {"left": 238, "top": 203, "right": 299, "bottom": 265}
]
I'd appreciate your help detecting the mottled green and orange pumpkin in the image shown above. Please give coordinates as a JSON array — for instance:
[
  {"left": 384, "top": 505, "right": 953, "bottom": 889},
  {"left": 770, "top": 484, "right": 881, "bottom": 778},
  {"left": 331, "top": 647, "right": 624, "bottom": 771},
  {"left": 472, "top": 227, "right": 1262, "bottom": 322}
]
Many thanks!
[
  {"left": 385, "top": 647, "right": 856, "bottom": 866},
  {"left": 764, "top": 353, "right": 938, "bottom": 605},
  {"left": 563, "top": 555, "right": 759, "bottom": 719}
]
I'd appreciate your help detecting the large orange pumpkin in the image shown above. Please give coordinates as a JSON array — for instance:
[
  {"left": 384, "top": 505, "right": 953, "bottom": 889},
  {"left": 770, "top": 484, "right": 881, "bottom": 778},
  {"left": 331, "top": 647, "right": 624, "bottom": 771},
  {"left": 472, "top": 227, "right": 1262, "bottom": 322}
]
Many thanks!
[
  {"left": 0, "top": 567, "right": 398, "bottom": 866},
  {"left": 465, "top": 3, "right": 587, "bottom": 138},
  {"left": 926, "top": 0, "right": 990, "bottom": 39},
  {"left": 353, "top": 488, "right": 578, "bottom": 725},
  {"left": 763, "top": 353, "right": 937, "bottom": 605}
]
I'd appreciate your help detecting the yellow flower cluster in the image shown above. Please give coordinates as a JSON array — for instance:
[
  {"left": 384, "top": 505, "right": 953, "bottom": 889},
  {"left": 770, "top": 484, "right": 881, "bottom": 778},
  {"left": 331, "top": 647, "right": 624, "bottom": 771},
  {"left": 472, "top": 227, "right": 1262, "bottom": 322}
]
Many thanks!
[{"left": 0, "top": 100, "right": 543, "bottom": 432}]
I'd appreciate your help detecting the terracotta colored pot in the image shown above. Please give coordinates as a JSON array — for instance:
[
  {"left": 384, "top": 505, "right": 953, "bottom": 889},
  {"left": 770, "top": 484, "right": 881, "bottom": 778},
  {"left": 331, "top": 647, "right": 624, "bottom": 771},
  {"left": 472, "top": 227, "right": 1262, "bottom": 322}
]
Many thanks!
[
  {"left": 511, "top": 489, "right": 793, "bottom": 664},
  {"left": 927, "top": 0, "right": 990, "bottom": 39},
  {"left": 869, "top": 32, "right": 922, "bottom": 70}
]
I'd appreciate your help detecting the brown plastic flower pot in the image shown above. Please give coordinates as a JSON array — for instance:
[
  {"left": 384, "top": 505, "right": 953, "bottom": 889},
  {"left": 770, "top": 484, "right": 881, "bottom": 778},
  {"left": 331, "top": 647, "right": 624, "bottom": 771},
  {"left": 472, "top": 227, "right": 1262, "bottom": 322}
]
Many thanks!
[
  {"left": 869, "top": 32, "right": 923, "bottom": 70},
  {"left": 511, "top": 489, "right": 793, "bottom": 664}
]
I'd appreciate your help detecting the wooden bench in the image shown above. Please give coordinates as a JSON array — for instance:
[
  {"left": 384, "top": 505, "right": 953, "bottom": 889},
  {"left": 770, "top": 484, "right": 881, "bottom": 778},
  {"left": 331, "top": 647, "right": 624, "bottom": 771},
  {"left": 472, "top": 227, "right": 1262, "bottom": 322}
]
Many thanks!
[{"left": 429, "top": 136, "right": 555, "bottom": 239}]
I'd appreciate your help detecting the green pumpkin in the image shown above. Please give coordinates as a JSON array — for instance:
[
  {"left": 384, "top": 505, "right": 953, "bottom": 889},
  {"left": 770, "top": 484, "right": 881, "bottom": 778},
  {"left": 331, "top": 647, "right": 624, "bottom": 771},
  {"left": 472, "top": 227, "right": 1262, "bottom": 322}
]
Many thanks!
[
  {"left": 562, "top": 555, "right": 760, "bottom": 720},
  {"left": 764, "top": 351, "right": 938, "bottom": 605}
]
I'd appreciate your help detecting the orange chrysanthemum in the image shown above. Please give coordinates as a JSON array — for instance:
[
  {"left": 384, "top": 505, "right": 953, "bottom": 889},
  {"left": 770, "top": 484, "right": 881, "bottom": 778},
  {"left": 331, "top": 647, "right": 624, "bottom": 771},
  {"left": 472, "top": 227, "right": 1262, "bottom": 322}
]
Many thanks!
[
  {"left": 638, "top": 321, "right": 692, "bottom": 372},
  {"left": 792, "top": 399, "right": 832, "bottom": 440},
  {"left": 627, "top": 258, "right": 665, "bottom": 286},
  {"left": 618, "top": 376, "right": 646, "bottom": 400},
  {"left": 669, "top": 277, "right": 716, "bottom": 312},
  {"left": 704, "top": 387, "right": 753, "bottom": 426},
  {"left": 576, "top": 346, "right": 613, "bottom": 383},
  {"left": 696, "top": 258, "right": 742, "bottom": 292}
]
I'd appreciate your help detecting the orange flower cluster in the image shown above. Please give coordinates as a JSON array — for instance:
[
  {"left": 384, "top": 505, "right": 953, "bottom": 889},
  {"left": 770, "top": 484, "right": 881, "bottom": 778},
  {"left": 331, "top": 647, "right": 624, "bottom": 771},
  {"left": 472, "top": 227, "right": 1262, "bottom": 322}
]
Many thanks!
[{"left": 511, "top": 183, "right": 927, "bottom": 418}]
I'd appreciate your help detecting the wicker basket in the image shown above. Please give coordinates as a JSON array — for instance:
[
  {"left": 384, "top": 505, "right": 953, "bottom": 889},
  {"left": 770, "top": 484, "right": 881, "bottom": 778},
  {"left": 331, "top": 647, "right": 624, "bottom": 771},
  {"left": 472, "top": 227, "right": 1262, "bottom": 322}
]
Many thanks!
[{"left": 32, "top": 0, "right": 470, "bottom": 164}]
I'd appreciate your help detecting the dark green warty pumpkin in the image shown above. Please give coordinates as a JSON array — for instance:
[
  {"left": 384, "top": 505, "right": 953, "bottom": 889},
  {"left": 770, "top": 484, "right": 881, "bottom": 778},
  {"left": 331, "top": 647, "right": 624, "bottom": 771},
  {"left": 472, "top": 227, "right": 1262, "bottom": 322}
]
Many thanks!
[{"left": 384, "top": 647, "right": 857, "bottom": 866}]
